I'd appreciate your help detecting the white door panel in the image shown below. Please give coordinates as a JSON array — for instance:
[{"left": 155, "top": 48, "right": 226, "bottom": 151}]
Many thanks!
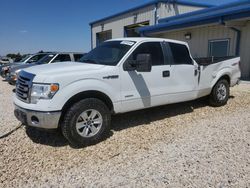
[
  {"left": 170, "top": 64, "right": 198, "bottom": 94},
  {"left": 120, "top": 65, "right": 170, "bottom": 112},
  {"left": 120, "top": 64, "right": 198, "bottom": 113},
  {"left": 169, "top": 64, "right": 198, "bottom": 102}
]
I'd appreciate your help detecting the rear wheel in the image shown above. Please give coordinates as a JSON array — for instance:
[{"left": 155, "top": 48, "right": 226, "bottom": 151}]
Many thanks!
[
  {"left": 61, "top": 98, "right": 111, "bottom": 147},
  {"left": 209, "top": 79, "right": 229, "bottom": 107}
]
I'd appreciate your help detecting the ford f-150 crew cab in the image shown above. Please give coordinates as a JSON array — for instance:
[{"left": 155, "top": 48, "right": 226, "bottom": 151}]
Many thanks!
[{"left": 13, "top": 38, "right": 241, "bottom": 147}]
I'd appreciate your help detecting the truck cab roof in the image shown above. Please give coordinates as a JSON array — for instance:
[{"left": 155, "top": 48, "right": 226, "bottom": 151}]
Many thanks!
[{"left": 108, "top": 37, "right": 188, "bottom": 46}]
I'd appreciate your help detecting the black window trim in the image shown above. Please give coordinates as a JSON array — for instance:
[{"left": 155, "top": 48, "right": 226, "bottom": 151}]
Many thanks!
[{"left": 162, "top": 41, "right": 173, "bottom": 65}]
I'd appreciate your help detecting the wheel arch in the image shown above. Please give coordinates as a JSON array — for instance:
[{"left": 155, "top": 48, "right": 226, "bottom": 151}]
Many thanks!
[
  {"left": 219, "top": 74, "right": 230, "bottom": 84},
  {"left": 212, "top": 73, "right": 231, "bottom": 89},
  {"left": 59, "top": 90, "right": 114, "bottom": 125}
]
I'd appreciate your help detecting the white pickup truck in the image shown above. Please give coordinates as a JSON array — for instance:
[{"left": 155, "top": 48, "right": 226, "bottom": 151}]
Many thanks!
[{"left": 13, "top": 38, "right": 241, "bottom": 146}]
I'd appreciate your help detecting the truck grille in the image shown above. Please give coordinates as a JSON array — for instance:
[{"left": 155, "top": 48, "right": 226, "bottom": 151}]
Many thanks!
[{"left": 16, "top": 71, "right": 35, "bottom": 103}]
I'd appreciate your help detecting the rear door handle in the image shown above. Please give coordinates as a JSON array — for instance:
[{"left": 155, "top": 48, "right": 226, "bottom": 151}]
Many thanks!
[
  {"left": 194, "top": 66, "right": 200, "bottom": 76},
  {"left": 162, "top": 70, "right": 170, "bottom": 77}
]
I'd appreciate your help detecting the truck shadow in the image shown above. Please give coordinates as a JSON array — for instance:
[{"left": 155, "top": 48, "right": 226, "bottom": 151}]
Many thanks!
[
  {"left": 25, "top": 127, "right": 68, "bottom": 147},
  {"left": 25, "top": 96, "right": 234, "bottom": 148},
  {"left": 111, "top": 97, "right": 209, "bottom": 131}
]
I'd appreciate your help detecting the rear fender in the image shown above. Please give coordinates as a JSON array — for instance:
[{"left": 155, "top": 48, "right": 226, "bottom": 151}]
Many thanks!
[{"left": 210, "top": 68, "right": 232, "bottom": 88}]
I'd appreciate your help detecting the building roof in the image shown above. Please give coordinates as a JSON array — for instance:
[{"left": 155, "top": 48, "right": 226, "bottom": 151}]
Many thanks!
[
  {"left": 89, "top": 0, "right": 214, "bottom": 26},
  {"left": 139, "top": 0, "right": 250, "bottom": 35}
]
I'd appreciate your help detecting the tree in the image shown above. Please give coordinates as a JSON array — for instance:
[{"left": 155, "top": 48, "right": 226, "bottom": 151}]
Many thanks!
[{"left": 6, "top": 53, "right": 22, "bottom": 61}]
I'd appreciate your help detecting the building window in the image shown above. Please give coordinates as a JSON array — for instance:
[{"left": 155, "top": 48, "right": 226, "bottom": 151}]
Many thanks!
[
  {"left": 209, "top": 39, "right": 230, "bottom": 57},
  {"left": 96, "top": 30, "right": 112, "bottom": 46},
  {"left": 124, "top": 21, "right": 149, "bottom": 37}
]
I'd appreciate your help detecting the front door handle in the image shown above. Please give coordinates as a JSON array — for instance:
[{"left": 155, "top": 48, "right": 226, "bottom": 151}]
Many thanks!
[{"left": 162, "top": 70, "right": 170, "bottom": 77}]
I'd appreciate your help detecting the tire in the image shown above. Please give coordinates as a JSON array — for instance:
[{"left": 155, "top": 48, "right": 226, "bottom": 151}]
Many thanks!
[
  {"left": 209, "top": 79, "right": 229, "bottom": 107},
  {"left": 61, "top": 98, "right": 111, "bottom": 147}
]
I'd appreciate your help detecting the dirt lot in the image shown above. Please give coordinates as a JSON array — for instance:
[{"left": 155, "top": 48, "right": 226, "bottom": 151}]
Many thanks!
[{"left": 0, "top": 78, "right": 249, "bottom": 187}]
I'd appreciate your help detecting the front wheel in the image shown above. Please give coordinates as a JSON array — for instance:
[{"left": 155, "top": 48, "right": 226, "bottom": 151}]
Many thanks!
[
  {"left": 209, "top": 79, "right": 229, "bottom": 107},
  {"left": 61, "top": 98, "right": 111, "bottom": 147}
]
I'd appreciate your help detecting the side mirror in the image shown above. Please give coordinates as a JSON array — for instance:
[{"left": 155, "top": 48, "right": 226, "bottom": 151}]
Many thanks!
[
  {"left": 135, "top": 53, "right": 152, "bottom": 72},
  {"left": 123, "top": 53, "right": 152, "bottom": 72}
]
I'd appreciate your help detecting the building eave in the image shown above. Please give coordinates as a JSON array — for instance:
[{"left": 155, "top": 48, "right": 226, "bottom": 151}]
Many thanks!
[
  {"left": 139, "top": 1, "right": 250, "bottom": 35},
  {"left": 89, "top": 0, "right": 214, "bottom": 26}
]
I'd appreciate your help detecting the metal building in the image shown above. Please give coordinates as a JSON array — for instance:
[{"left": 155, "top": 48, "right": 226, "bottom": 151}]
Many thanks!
[
  {"left": 89, "top": 0, "right": 250, "bottom": 80},
  {"left": 90, "top": 0, "right": 212, "bottom": 48},
  {"left": 139, "top": 0, "right": 250, "bottom": 80}
]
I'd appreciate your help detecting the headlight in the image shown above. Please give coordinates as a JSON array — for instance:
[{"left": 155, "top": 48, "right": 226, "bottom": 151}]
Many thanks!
[
  {"left": 11, "top": 70, "right": 20, "bottom": 80},
  {"left": 30, "top": 83, "right": 59, "bottom": 104},
  {"left": 15, "top": 69, "right": 21, "bottom": 73}
]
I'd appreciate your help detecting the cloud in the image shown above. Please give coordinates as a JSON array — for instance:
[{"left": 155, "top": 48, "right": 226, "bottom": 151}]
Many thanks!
[{"left": 19, "top": 30, "right": 28, "bottom": 33}]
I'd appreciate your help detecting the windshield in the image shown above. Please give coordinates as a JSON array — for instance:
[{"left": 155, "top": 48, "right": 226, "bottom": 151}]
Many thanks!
[
  {"left": 17, "top": 55, "right": 31, "bottom": 62},
  {"left": 36, "top": 54, "right": 56, "bottom": 64},
  {"left": 79, "top": 40, "right": 135, "bottom": 66},
  {"left": 26, "top": 54, "right": 48, "bottom": 64}
]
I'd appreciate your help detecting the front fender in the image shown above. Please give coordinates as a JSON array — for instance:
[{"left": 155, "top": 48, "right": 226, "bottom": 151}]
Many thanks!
[
  {"left": 14, "top": 78, "right": 120, "bottom": 112},
  {"left": 48, "top": 78, "right": 120, "bottom": 110}
]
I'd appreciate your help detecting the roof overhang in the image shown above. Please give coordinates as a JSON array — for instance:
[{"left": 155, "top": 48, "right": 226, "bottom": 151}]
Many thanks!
[
  {"left": 89, "top": 0, "right": 213, "bottom": 26},
  {"left": 139, "top": 0, "right": 250, "bottom": 35}
]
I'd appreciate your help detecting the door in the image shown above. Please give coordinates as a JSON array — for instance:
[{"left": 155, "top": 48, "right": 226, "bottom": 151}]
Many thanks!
[
  {"left": 165, "top": 42, "right": 199, "bottom": 101},
  {"left": 120, "top": 42, "right": 174, "bottom": 113}
]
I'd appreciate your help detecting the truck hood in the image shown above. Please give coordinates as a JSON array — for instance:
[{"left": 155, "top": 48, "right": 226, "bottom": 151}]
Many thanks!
[{"left": 24, "top": 62, "right": 106, "bottom": 76}]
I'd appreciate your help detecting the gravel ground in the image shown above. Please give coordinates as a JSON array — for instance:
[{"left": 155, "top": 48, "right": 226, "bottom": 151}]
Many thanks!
[{"left": 0, "top": 78, "right": 249, "bottom": 187}]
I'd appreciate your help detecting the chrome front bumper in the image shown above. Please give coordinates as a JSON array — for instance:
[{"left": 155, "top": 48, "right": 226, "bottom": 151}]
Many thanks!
[{"left": 14, "top": 105, "right": 61, "bottom": 129}]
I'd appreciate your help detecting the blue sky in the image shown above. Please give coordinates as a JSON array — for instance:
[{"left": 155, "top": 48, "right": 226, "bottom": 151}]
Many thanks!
[{"left": 0, "top": 0, "right": 238, "bottom": 55}]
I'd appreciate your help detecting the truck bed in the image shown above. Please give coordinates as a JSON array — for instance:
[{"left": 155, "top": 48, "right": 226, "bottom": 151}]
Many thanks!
[
  {"left": 196, "top": 56, "right": 241, "bottom": 98},
  {"left": 194, "top": 56, "right": 236, "bottom": 66}
]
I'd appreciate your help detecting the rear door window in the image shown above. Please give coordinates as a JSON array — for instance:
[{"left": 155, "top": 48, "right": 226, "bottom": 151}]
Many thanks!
[{"left": 168, "top": 43, "right": 193, "bottom": 65}]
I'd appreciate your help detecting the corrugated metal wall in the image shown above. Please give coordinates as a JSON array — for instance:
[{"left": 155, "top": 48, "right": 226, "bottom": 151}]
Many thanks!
[
  {"left": 92, "top": 5, "right": 155, "bottom": 48},
  {"left": 240, "top": 21, "right": 250, "bottom": 79},
  {"left": 91, "top": 3, "right": 204, "bottom": 48},
  {"left": 154, "top": 22, "right": 250, "bottom": 79},
  {"left": 158, "top": 3, "right": 203, "bottom": 18},
  {"left": 155, "top": 25, "right": 237, "bottom": 58}
]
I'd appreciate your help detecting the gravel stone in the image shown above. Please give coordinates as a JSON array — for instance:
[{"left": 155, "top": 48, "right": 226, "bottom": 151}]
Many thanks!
[{"left": 0, "top": 78, "right": 249, "bottom": 187}]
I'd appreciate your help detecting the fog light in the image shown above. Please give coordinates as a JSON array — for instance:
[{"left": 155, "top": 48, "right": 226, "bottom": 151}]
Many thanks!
[{"left": 31, "top": 116, "right": 39, "bottom": 125}]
